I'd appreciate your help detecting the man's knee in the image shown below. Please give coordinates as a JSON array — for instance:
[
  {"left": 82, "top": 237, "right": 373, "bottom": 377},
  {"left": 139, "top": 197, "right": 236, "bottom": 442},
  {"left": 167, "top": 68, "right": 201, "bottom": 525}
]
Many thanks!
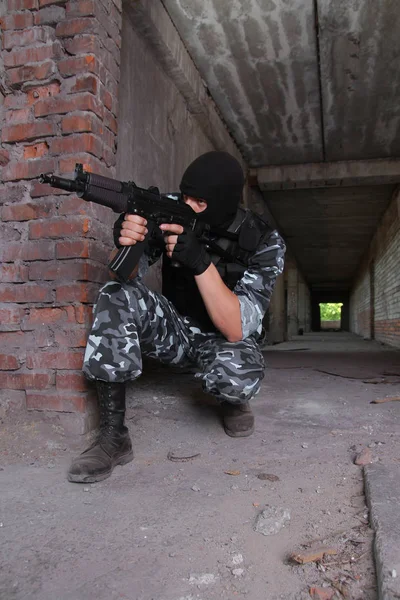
[{"left": 200, "top": 363, "right": 264, "bottom": 403}]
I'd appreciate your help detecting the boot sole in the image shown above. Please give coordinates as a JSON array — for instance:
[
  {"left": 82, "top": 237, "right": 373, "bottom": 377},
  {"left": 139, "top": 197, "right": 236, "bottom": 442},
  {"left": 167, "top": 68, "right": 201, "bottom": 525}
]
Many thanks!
[
  {"left": 67, "top": 450, "right": 134, "bottom": 483},
  {"left": 224, "top": 424, "right": 255, "bottom": 438}
]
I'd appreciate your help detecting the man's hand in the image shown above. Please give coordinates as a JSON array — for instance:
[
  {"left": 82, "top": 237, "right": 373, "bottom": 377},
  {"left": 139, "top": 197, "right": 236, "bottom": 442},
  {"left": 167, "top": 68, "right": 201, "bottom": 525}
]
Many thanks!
[
  {"left": 160, "top": 223, "right": 211, "bottom": 275},
  {"left": 114, "top": 214, "right": 148, "bottom": 247}
]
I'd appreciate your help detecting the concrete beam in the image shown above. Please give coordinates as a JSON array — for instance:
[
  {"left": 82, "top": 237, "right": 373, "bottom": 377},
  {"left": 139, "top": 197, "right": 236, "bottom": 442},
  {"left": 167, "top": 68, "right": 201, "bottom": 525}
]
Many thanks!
[
  {"left": 122, "top": 0, "right": 241, "bottom": 160},
  {"left": 252, "top": 159, "right": 400, "bottom": 191}
]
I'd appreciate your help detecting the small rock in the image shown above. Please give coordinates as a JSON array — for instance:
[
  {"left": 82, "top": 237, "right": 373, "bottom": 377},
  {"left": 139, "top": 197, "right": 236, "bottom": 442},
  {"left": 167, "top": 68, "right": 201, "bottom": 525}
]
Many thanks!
[
  {"left": 301, "top": 443, "right": 309, "bottom": 449},
  {"left": 47, "top": 461, "right": 55, "bottom": 469},
  {"left": 354, "top": 447, "right": 373, "bottom": 466},
  {"left": 257, "top": 473, "right": 280, "bottom": 481},
  {"left": 191, "top": 485, "right": 200, "bottom": 492},
  {"left": 231, "top": 553, "right": 243, "bottom": 565},
  {"left": 253, "top": 506, "right": 290, "bottom": 536},
  {"left": 232, "top": 568, "right": 244, "bottom": 577},
  {"left": 188, "top": 573, "right": 216, "bottom": 586},
  {"left": 391, "top": 569, "right": 397, "bottom": 578},
  {"left": 83, "top": 487, "right": 90, "bottom": 492}
]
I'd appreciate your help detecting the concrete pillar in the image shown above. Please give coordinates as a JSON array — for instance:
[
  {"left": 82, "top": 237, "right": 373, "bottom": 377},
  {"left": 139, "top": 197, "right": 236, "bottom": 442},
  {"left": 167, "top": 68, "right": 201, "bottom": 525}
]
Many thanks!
[
  {"left": 269, "top": 274, "right": 286, "bottom": 343},
  {"left": 298, "top": 282, "right": 307, "bottom": 333},
  {"left": 287, "top": 267, "right": 298, "bottom": 338}
]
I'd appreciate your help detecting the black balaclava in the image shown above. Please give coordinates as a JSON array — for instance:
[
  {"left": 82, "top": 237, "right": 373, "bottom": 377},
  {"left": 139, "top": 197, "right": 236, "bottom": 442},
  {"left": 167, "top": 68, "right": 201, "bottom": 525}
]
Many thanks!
[{"left": 179, "top": 151, "right": 245, "bottom": 228}]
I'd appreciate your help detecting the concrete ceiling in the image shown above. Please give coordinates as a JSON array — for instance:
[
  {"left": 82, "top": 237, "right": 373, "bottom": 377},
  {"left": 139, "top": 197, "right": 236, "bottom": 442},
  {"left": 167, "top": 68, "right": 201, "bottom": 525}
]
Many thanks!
[{"left": 161, "top": 0, "right": 400, "bottom": 290}]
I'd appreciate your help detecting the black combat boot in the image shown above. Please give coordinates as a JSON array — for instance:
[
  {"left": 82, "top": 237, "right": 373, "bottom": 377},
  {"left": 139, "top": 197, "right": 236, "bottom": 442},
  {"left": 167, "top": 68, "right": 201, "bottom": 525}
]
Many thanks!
[
  {"left": 220, "top": 401, "right": 255, "bottom": 437},
  {"left": 67, "top": 381, "right": 133, "bottom": 483}
]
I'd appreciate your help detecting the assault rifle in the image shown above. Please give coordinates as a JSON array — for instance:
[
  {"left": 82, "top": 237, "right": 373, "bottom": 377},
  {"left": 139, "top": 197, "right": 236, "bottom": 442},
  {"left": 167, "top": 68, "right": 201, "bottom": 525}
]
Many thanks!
[{"left": 39, "top": 163, "right": 238, "bottom": 281}]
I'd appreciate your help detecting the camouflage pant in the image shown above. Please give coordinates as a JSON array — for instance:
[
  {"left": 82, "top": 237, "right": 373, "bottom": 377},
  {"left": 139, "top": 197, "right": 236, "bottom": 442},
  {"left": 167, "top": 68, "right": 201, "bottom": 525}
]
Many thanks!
[{"left": 83, "top": 280, "right": 265, "bottom": 404}]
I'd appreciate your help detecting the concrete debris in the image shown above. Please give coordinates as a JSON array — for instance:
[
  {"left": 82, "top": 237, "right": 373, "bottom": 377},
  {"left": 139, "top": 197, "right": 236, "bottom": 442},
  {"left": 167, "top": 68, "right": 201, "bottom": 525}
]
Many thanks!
[
  {"left": 188, "top": 573, "right": 217, "bottom": 585},
  {"left": 391, "top": 569, "right": 397, "bottom": 578},
  {"left": 309, "top": 587, "right": 335, "bottom": 600},
  {"left": 354, "top": 447, "right": 373, "bottom": 466},
  {"left": 167, "top": 451, "right": 201, "bottom": 462},
  {"left": 371, "top": 396, "right": 400, "bottom": 404},
  {"left": 302, "top": 443, "right": 309, "bottom": 449},
  {"left": 231, "top": 568, "right": 244, "bottom": 577},
  {"left": 231, "top": 553, "right": 243, "bottom": 565},
  {"left": 257, "top": 473, "right": 280, "bottom": 481},
  {"left": 291, "top": 546, "right": 337, "bottom": 564},
  {"left": 253, "top": 506, "right": 290, "bottom": 536},
  {"left": 191, "top": 485, "right": 200, "bottom": 492}
]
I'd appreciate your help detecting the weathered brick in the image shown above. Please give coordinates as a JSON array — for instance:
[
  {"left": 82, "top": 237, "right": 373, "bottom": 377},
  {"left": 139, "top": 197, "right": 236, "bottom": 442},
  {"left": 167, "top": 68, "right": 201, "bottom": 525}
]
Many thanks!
[
  {"left": 0, "top": 264, "right": 29, "bottom": 282},
  {"left": 34, "top": 5, "right": 66, "bottom": 25},
  {"left": 57, "top": 54, "right": 103, "bottom": 79},
  {"left": 4, "top": 93, "right": 29, "bottom": 109},
  {"left": 63, "top": 34, "right": 100, "bottom": 56},
  {"left": 0, "top": 306, "right": 23, "bottom": 331},
  {"left": 2, "top": 158, "right": 57, "bottom": 182},
  {"left": 0, "top": 149, "right": 10, "bottom": 165},
  {"left": 3, "top": 26, "right": 55, "bottom": 50},
  {"left": 26, "top": 350, "right": 83, "bottom": 369},
  {"left": 65, "top": 304, "right": 93, "bottom": 324},
  {"left": 30, "top": 181, "right": 67, "bottom": 197},
  {"left": 56, "top": 239, "right": 109, "bottom": 263},
  {"left": 0, "top": 240, "right": 55, "bottom": 262},
  {"left": 66, "top": 0, "right": 95, "bottom": 17},
  {"left": 5, "top": 107, "right": 32, "bottom": 124},
  {"left": 23, "top": 142, "right": 49, "bottom": 160},
  {"left": 8, "top": 0, "right": 39, "bottom": 9},
  {"left": 22, "top": 306, "right": 66, "bottom": 329},
  {"left": 0, "top": 283, "right": 53, "bottom": 303},
  {"left": 6, "top": 60, "right": 58, "bottom": 87},
  {"left": 0, "top": 331, "right": 26, "bottom": 345},
  {"left": 56, "top": 371, "right": 88, "bottom": 391},
  {"left": 29, "top": 216, "right": 91, "bottom": 239},
  {"left": 34, "top": 91, "right": 103, "bottom": 118},
  {"left": 61, "top": 74, "right": 99, "bottom": 96},
  {"left": 61, "top": 112, "right": 102, "bottom": 135},
  {"left": 0, "top": 372, "right": 53, "bottom": 390},
  {"left": 58, "top": 152, "right": 108, "bottom": 176},
  {"left": 0, "top": 12, "right": 33, "bottom": 31},
  {"left": 26, "top": 390, "right": 87, "bottom": 412},
  {"left": 50, "top": 133, "right": 103, "bottom": 159},
  {"left": 1, "top": 199, "right": 53, "bottom": 221},
  {"left": 54, "top": 326, "right": 89, "bottom": 347},
  {"left": 39, "top": 0, "right": 67, "bottom": 6},
  {"left": 0, "top": 354, "right": 21, "bottom": 370},
  {"left": 104, "top": 108, "right": 117, "bottom": 134},
  {"left": 3, "top": 43, "right": 61, "bottom": 69},
  {"left": 2, "top": 120, "right": 56, "bottom": 143},
  {"left": 55, "top": 282, "right": 101, "bottom": 303},
  {"left": 55, "top": 16, "right": 98, "bottom": 38},
  {"left": 27, "top": 82, "right": 60, "bottom": 104},
  {"left": 29, "top": 260, "right": 105, "bottom": 282}
]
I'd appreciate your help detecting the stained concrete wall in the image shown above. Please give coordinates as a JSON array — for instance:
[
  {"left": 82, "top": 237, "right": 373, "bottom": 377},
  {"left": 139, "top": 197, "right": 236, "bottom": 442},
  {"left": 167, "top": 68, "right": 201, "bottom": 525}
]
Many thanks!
[
  {"left": 350, "top": 187, "right": 400, "bottom": 348},
  {"left": 283, "top": 256, "right": 311, "bottom": 340}
]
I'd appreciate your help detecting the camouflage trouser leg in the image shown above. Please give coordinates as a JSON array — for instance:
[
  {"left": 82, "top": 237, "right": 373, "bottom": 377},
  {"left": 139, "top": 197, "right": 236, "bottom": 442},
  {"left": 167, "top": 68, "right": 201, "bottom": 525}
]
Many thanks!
[{"left": 83, "top": 279, "right": 265, "bottom": 404}]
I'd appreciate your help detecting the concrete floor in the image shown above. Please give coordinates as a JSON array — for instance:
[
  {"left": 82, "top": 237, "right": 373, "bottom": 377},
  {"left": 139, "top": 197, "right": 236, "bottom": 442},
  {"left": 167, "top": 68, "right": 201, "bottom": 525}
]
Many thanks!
[{"left": 1, "top": 333, "right": 400, "bottom": 600}]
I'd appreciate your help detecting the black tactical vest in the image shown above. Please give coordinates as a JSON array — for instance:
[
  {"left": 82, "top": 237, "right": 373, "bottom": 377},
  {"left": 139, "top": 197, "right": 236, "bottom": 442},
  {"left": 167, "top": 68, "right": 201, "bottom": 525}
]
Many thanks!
[{"left": 162, "top": 208, "right": 272, "bottom": 332}]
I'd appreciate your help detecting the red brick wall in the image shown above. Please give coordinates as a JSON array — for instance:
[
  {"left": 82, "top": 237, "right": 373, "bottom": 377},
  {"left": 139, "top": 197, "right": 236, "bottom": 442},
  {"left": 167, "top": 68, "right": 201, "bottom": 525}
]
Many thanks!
[
  {"left": 0, "top": 0, "right": 122, "bottom": 430},
  {"left": 350, "top": 187, "right": 400, "bottom": 348}
]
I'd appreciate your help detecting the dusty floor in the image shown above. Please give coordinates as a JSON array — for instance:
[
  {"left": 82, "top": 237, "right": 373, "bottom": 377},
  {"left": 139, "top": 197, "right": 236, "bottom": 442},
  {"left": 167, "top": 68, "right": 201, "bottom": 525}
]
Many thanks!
[{"left": 1, "top": 332, "right": 400, "bottom": 600}]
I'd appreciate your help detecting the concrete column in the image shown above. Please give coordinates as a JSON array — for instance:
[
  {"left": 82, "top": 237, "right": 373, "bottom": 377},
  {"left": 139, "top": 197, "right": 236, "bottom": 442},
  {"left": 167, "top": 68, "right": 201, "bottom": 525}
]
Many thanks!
[
  {"left": 269, "top": 274, "right": 286, "bottom": 343},
  {"left": 298, "top": 282, "right": 307, "bottom": 333},
  {"left": 287, "top": 267, "right": 299, "bottom": 338}
]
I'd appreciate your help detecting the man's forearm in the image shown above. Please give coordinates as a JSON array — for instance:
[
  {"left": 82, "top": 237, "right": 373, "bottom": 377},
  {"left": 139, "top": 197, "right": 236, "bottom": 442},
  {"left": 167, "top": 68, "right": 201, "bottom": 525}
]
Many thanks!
[{"left": 195, "top": 263, "right": 242, "bottom": 342}]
